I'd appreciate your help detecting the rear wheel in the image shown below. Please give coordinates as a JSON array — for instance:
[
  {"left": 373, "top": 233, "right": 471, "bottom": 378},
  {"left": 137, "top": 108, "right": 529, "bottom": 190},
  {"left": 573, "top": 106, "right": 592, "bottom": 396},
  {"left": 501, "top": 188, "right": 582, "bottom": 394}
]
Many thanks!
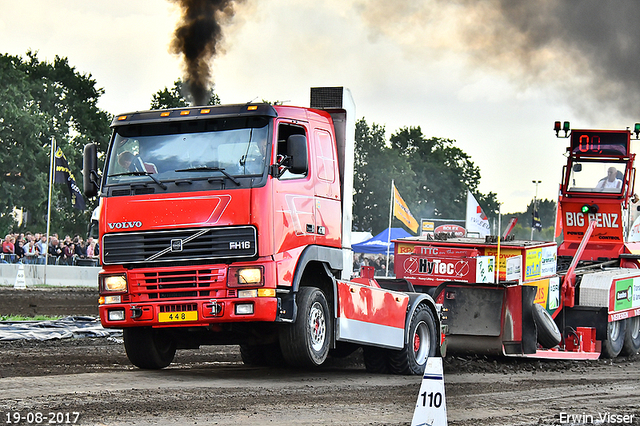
[
  {"left": 532, "top": 304, "right": 561, "bottom": 349},
  {"left": 620, "top": 316, "right": 640, "bottom": 357},
  {"left": 388, "top": 304, "right": 437, "bottom": 375},
  {"left": 363, "top": 346, "right": 390, "bottom": 374},
  {"left": 601, "top": 319, "right": 627, "bottom": 358},
  {"left": 123, "top": 328, "right": 176, "bottom": 369},
  {"left": 240, "top": 342, "right": 286, "bottom": 367},
  {"left": 279, "top": 287, "right": 331, "bottom": 367}
]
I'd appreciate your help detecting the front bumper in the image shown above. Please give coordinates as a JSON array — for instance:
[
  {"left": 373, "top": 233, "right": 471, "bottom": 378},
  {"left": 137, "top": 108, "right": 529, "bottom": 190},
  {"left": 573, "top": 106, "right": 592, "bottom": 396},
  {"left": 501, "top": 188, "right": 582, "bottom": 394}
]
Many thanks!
[{"left": 99, "top": 296, "right": 279, "bottom": 328}]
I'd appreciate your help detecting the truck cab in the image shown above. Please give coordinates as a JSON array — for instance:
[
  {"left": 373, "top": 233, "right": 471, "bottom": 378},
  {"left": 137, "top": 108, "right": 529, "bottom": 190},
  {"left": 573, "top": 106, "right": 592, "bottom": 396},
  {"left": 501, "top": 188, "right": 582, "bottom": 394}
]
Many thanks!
[{"left": 83, "top": 87, "right": 440, "bottom": 374}]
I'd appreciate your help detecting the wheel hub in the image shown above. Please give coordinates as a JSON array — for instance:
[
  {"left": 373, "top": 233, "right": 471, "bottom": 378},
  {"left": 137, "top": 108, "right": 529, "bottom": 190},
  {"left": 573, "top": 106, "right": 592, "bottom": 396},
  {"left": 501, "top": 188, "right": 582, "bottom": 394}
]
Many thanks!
[
  {"left": 309, "top": 302, "right": 326, "bottom": 352},
  {"left": 413, "top": 320, "right": 430, "bottom": 364}
]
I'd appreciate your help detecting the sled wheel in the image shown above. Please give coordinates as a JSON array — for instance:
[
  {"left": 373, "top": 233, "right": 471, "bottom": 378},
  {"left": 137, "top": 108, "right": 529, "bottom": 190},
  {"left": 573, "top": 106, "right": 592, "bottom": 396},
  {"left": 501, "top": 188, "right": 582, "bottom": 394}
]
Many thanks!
[
  {"left": 363, "top": 345, "right": 391, "bottom": 374},
  {"left": 279, "top": 287, "right": 331, "bottom": 367},
  {"left": 601, "top": 319, "right": 627, "bottom": 358},
  {"left": 123, "top": 327, "right": 176, "bottom": 369},
  {"left": 388, "top": 304, "right": 437, "bottom": 375},
  {"left": 240, "top": 342, "right": 286, "bottom": 367},
  {"left": 620, "top": 316, "right": 640, "bottom": 357},
  {"left": 532, "top": 304, "right": 561, "bottom": 349}
]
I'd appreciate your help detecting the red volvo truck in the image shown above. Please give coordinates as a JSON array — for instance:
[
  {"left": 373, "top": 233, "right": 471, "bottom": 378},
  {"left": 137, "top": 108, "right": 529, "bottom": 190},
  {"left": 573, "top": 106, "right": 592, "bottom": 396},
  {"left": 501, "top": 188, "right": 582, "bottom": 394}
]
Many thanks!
[
  {"left": 393, "top": 123, "right": 640, "bottom": 359},
  {"left": 83, "top": 87, "right": 440, "bottom": 374}
]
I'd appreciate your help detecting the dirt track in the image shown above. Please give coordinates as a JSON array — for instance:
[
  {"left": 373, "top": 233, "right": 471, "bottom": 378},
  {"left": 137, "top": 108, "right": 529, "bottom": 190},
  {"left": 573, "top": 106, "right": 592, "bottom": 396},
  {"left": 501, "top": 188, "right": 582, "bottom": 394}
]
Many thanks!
[
  {"left": 0, "top": 288, "right": 639, "bottom": 425},
  {"left": 0, "top": 338, "right": 638, "bottom": 425}
]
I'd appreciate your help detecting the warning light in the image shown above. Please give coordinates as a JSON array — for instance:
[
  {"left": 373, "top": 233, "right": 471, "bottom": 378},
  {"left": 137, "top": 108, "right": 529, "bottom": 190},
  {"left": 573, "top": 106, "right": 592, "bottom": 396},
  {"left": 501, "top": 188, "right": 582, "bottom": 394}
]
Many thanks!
[
  {"left": 555, "top": 120, "right": 570, "bottom": 138},
  {"left": 247, "top": 105, "right": 258, "bottom": 111},
  {"left": 160, "top": 112, "right": 170, "bottom": 117},
  {"left": 581, "top": 204, "right": 599, "bottom": 214},
  {"left": 180, "top": 110, "right": 190, "bottom": 116},
  {"left": 117, "top": 115, "right": 127, "bottom": 121}
]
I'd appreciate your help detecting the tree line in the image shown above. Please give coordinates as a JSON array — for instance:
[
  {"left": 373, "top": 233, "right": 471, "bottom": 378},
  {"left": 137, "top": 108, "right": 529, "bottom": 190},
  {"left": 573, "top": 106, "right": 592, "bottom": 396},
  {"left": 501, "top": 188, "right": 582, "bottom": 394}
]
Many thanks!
[{"left": 1, "top": 51, "right": 546, "bottom": 238}]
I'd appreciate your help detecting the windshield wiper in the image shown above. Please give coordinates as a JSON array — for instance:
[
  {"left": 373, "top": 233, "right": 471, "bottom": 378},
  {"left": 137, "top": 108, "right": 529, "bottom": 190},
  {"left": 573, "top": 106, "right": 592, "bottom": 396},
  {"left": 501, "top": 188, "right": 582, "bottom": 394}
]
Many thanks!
[
  {"left": 174, "top": 167, "right": 241, "bottom": 186},
  {"left": 108, "top": 171, "right": 168, "bottom": 190}
]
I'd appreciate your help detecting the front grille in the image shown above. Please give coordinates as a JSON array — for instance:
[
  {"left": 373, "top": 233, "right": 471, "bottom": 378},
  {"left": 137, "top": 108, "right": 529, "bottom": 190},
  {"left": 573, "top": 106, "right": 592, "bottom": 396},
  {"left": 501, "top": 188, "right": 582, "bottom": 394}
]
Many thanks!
[
  {"left": 160, "top": 304, "right": 197, "bottom": 312},
  {"left": 133, "top": 268, "right": 227, "bottom": 300},
  {"left": 102, "top": 226, "right": 257, "bottom": 265}
]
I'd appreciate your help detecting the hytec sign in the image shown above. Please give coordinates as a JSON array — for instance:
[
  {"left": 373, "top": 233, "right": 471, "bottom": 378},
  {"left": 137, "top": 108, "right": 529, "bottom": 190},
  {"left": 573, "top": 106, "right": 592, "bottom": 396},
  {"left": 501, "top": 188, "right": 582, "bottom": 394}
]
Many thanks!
[{"left": 395, "top": 244, "right": 494, "bottom": 286}]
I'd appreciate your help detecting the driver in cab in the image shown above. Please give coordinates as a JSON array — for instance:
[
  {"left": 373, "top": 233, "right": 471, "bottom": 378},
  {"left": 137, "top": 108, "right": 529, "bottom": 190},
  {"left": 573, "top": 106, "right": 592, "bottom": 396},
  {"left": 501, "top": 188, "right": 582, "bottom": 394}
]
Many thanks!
[{"left": 596, "top": 167, "right": 622, "bottom": 190}]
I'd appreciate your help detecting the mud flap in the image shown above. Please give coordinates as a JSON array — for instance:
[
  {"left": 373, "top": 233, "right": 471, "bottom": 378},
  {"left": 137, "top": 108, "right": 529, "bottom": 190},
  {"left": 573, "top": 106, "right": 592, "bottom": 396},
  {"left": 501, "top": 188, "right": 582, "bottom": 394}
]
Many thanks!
[{"left": 441, "top": 283, "right": 537, "bottom": 355}]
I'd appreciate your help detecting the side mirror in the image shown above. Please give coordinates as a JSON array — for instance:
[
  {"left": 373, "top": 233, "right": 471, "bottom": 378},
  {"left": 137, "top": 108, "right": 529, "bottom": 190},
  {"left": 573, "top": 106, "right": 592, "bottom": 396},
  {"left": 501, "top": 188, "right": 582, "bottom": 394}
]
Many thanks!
[
  {"left": 286, "top": 135, "right": 308, "bottom": 175},
  {"left": 83, "top": 143, "right": 99, "bottom": 198}
]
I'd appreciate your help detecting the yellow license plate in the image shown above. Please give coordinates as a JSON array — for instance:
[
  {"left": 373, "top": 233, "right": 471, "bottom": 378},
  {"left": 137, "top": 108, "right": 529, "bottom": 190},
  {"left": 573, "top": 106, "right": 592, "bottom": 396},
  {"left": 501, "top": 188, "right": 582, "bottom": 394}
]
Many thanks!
[{"left": 158, "top": 311, "right": 198, "bottom": 322}]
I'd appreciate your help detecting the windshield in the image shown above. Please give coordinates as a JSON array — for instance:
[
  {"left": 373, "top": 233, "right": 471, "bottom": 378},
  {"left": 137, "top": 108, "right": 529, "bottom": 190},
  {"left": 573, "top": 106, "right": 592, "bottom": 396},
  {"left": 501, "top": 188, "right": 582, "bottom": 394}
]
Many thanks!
[
  {"left": 105, "top": 116, "right": 271, "bottom": 186},
  {"left": 566, "top": 160, "right": 626, "bottom": 194}
]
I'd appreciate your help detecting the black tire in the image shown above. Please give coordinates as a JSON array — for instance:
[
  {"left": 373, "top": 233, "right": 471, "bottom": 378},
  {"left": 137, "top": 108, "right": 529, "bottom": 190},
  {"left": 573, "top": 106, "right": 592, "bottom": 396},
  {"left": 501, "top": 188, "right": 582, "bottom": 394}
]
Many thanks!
[
  {"left": 388, "top": 304, "right": 438, "bottom": 375},
  {"left": 240, "top": 342, "right": 286, "bottom": 367},
  {"left": 620, "top": 316, "right": 640, "bottom": 357},
  {"left": 532, "top": 304, "right": 561, "bottom": 349},
  {"left": 123, "top": 328, "right": 176, "bottom": 369},
  {"left": 601, "top": 319, "right": 627, "bottom": 359},
  {"left": 363, "top": 345, "right": 391, "bottom": 374},
  {"left": 279, "top": 287, "right": 331, "bottom": 367},
  {"left": 329, "top": 341, "right": 359, "bottom": 359}
]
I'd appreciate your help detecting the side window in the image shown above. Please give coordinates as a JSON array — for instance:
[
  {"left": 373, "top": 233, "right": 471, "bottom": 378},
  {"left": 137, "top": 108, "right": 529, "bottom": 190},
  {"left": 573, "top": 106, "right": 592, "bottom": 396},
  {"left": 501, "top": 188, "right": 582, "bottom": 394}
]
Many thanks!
[
  {"left": 277, "top": 123, "right": 308, "bottom": 180},
  {"left": 315, "top": 130, "right": 335, "bottom": 183}
]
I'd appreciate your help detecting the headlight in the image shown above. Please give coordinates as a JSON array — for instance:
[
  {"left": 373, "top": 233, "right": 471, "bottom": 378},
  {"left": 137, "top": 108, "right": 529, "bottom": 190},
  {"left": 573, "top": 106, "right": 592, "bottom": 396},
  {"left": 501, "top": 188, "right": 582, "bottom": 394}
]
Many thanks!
[
  {"left": 228, "top": 266, "right": 264, "bottom": 287},
  {"left": 103, "top": 275, "right": 127, "bottom": 292}
]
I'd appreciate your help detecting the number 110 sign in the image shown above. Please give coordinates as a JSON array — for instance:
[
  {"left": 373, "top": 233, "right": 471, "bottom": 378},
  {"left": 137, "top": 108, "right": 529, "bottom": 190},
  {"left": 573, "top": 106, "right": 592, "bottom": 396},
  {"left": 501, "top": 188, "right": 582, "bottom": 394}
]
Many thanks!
[{"left": 411, "top": 357, "right": 448, "bottom": 426}]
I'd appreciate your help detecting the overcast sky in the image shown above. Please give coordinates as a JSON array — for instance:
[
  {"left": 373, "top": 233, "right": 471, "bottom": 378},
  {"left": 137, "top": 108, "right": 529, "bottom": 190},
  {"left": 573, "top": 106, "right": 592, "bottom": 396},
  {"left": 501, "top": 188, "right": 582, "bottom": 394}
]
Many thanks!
[{"left": 3, "top": 0, "right": 639, "bottom": 214}]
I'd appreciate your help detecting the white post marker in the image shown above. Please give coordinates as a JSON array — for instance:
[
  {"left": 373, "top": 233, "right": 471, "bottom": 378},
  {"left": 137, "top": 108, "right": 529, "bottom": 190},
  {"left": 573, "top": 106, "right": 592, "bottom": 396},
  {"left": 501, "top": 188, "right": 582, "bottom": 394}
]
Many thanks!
[
  {"left": 411, "top": 357, "right": 447, "bottom": 426},
  {"left": 14, "top": 263, "right": 26, "bottom": 289}
]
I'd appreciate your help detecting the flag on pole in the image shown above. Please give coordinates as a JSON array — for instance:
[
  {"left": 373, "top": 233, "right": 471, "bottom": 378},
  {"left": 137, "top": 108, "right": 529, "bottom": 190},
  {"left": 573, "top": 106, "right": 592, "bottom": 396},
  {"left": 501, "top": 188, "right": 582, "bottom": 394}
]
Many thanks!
[
  {"left": 393, "top": 183, "right": 419, "bottom": 233},
  {"left": 532, "top": 209, "right": 542, "bottom": 231},
  {"left": 54, "top": 146, "right": 86, "bottom": 210},
  {"left": 466, "top": 191, "right": 490, "bottom": 237}
]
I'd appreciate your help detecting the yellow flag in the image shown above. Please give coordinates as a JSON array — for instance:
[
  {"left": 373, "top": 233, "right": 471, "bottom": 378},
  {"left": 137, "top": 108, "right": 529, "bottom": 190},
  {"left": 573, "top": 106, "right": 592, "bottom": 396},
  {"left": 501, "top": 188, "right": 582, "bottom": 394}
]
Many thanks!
[{"left": 393, "top": 184, "right": 419, "bottom": 233}]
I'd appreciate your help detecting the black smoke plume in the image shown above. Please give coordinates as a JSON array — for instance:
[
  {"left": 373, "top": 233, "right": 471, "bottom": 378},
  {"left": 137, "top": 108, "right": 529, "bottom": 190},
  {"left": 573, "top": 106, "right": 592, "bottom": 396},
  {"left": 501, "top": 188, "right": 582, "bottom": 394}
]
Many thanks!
[
  {"left": 482, "top": 0, "right": 640, "bottom": 119},
  {"left": 170, "top": 0, "right": 244, "bottom": 105},
  {"left": 360, "top": 0, "right": 640, "bottom": 121}
]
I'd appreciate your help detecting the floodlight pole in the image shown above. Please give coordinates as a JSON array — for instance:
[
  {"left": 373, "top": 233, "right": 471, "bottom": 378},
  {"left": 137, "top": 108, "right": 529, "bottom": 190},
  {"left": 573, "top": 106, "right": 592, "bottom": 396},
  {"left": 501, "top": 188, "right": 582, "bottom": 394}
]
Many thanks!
[{"left": 530, "top": 180, "right": 541, "bottom": 240}]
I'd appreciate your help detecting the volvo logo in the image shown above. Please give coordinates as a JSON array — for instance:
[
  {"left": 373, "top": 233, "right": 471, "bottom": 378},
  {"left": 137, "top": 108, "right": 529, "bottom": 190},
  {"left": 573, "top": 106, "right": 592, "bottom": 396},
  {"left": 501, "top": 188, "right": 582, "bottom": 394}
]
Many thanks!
[
  {"left": 171, "top": 239, "right": 183, "bottom": 252},
  {"left": 108, "top": 221, "right": 142, "bottom": 230}
]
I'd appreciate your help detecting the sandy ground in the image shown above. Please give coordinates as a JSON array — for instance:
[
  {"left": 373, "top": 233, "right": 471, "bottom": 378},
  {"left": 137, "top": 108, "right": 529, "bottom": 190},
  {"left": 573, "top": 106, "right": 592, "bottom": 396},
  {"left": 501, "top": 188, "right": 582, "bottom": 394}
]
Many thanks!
[
  {"left": 0, "top": 339, "right": 638, "bottom": 426},
  {"left": 0, "top": 287, "right": 638, "bottom": 426}
]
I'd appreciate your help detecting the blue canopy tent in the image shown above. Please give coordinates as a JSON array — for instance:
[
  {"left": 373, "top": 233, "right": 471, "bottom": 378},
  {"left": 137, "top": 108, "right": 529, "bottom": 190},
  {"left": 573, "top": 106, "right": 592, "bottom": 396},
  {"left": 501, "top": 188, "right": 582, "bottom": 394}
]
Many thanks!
[{"left": 351, "top": 228, "right": 412, "bottom": 254}]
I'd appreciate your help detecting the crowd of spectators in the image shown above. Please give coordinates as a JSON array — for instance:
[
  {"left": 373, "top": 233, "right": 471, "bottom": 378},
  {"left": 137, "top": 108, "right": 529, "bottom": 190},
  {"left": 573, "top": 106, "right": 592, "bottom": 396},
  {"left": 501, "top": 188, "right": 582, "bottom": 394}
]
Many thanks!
[
  {"left": 353, "top": 253, "right": 395, "bottom": 277},
  {"left": 1, "top": 232, "right": 99, "bottom": 266}
]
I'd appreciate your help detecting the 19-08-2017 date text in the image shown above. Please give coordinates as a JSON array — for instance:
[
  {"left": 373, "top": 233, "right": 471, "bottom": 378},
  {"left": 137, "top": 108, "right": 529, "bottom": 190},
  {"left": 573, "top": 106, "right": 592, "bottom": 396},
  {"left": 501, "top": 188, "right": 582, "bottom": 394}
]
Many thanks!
[{"left": 4, "top": 412, "right": 80, "bottom": 424}]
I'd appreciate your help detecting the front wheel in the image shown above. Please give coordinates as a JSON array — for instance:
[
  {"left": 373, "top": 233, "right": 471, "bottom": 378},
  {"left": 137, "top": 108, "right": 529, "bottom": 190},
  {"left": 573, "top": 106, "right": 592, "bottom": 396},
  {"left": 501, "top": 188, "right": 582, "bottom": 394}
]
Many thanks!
[
  {"left": 388, "top": 304, "right": 438, "bottom": 375},
  {"left": 123, "top": 328, "right": 176, "bottom": 369},
  {"left": 601, "top": 319, "right": 627, "bottom": 358},
  {"left": 279, "top": 287, "right": 331, "bottom": 367},
  {"left": 620, "top": 316, "right": 640, "bottom": 357}
]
